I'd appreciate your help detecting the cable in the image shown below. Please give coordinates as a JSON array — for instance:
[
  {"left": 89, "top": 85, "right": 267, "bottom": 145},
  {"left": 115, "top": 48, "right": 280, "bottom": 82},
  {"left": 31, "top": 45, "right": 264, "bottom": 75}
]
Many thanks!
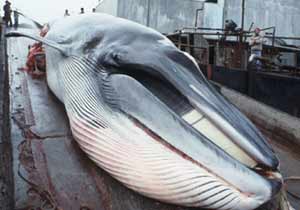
[
  {"left": 18, "top": 163, "right": 58, "bottom": 209},
  {"left": 284, "top": 176, "right": 300, "bottom": 200}
]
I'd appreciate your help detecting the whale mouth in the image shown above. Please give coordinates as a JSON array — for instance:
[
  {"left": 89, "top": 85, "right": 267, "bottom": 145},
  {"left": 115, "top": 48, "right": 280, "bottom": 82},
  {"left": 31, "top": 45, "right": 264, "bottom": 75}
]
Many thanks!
[
  {"left": 129, "top": 110, "right": 282, "bottom": 193},
  {"left": 119, "top": 69, "right": 280, "bottom": 174},
  {"left": 107, "top": 53, "right": 282, "bottom": 203},
  {"left": 122, "top": 69, "right": 255, "bottom": 165},
  {"left": 116, "top": 68, "right": 268, "bottom": 167}
]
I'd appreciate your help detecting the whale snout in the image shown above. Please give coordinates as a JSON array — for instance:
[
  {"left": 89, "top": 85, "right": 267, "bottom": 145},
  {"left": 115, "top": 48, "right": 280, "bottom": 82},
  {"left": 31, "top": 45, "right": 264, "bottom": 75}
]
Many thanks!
[
  {"left": 110, "top": 48, "right": 279, "bottom": 169},
  {"left": 100, "top": 48, "right": 282, "bottom": 209}
]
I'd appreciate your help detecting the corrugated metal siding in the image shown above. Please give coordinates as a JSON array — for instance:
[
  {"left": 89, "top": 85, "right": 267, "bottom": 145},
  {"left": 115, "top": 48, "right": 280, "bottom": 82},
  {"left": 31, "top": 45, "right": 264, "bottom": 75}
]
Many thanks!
[{"left": 96, "top": 0, "right": 204, "bottom": 33}]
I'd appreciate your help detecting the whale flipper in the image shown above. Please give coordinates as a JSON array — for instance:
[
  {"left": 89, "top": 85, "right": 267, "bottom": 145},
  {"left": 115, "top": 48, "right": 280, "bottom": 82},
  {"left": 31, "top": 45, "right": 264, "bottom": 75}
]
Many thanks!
[
  {"left": 5, "top": 31, "right": 68, "bottom": 56},
  {"left": 15, "top": 11, "right": 44, "bottom": 29}
]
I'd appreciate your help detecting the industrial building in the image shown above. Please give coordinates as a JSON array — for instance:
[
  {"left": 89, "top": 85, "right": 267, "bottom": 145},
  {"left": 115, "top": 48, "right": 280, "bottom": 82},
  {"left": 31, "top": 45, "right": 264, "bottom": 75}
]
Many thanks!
[{"left": 96, "top": 0, "right": 300, "bottom": 45}]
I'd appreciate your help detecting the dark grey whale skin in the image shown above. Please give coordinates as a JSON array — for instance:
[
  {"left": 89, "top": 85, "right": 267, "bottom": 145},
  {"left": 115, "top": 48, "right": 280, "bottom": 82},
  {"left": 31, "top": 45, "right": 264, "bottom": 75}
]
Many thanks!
[{"left": 6, "top": 13, "right": 281, "bottom": 208}]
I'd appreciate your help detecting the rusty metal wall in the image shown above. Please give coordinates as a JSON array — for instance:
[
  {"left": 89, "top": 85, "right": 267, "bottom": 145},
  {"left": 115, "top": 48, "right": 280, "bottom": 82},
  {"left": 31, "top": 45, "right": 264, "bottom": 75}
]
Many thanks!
[
  {"left": 249, "top": 71, "right": 300, "bottom": 118},
  {"left": 205, "top": 64, "right": 300, "bottom": 118}
]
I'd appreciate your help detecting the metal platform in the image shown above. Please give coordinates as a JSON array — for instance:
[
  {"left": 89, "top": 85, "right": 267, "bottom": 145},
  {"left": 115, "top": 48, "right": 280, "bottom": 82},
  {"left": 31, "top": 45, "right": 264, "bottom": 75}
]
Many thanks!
[{"left": 3, "top": 28, "right": 300, "bottom": 210}]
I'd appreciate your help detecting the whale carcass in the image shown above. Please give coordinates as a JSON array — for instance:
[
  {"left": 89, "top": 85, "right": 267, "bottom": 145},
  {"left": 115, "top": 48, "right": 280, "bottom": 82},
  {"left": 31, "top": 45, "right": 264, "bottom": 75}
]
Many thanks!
[{"left": 6, "top": 13, "right": 282, "bottom": 210}]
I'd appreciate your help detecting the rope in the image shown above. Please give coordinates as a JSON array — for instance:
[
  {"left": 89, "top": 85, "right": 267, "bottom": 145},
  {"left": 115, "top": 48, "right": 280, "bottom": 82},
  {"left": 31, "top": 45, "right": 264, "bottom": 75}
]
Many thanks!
[
  {"left": 18, "top": 164, "right": 58, "bottom": 210},
  {"left": 284, "top": 176, "right": 300, "bottom": 200}
]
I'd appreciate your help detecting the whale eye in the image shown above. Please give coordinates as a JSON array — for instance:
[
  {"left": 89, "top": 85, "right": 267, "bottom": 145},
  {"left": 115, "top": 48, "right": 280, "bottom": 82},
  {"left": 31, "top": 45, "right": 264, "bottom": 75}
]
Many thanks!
[
  {"left": 112, "top": 53, "right": 125, "bottom": 64},
  {"left": 112, "top": 53, "right": 120, "bottom": 60},
  {"left": 83, "top": 37, "right": 102, "bottom": 53}
]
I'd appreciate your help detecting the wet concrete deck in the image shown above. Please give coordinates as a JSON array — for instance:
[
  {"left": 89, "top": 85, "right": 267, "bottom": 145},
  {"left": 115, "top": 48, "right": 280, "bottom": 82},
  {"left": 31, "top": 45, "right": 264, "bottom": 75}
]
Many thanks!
[
  {"left": 5, "top": 29, "right": 300, "bottom": 209},
  {"left": 0, "top": 26, "right": 14, "bottom": 210}
]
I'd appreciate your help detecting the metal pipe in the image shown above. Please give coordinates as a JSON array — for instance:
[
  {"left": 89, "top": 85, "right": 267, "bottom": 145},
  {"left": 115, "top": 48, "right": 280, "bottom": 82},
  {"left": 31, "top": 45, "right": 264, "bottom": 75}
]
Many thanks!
[
  {"left": 172, "top": 43, "right": 207, "bottom": 49},
  {"left": 195, "top": 8, "right": 204, "bottom": 28},
  {"left": 96, "top": 0, "right": 105, "bottom": 8},
  {"left": 194, "top": 2, "right": 205, "bottom": 28},
  {"left": 258, "top": 26, "right": 276, "bottom": 32},
  {"left": 183, "top": 27, "right": 227, "bottom": 31},
  {"left": 241, "top": 0, "right": 245, "bottom": 31},
  {"left": 170, "top": 31, "right": 300, "bottom": 41},
  {"left": 248, "top": 22, "right": 254, "bottom": 32},
  {"left": 146, "top": 0, "right": 151, "bottom": 27},
  {"left": 272, "top": 27, "right": 276, "bottom": 47},
  {"left": 266, "top": 35, "right": 300, "bottom": 41}
]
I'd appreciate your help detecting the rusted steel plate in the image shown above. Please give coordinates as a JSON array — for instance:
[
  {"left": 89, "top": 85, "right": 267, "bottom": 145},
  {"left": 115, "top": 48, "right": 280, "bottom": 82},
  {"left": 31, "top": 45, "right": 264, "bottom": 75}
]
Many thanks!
[
  {"left": 30, "top": 137, "right": 104, "bottom": 210},
  {"left": 25, "top": 74, "right": 71, "bottom": 138},
  {"left": 8, "top": 37, "right": 32, "bottom": 209},
  {"left": 21, "top": 72, "right": 35, "bottom": 126}
]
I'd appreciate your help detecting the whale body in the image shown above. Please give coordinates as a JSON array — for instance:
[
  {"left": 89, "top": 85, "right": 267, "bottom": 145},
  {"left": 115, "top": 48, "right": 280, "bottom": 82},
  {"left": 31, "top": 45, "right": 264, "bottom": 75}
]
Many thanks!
[{"left": 7, "top": 13, "right": 282, "bottom": 210}]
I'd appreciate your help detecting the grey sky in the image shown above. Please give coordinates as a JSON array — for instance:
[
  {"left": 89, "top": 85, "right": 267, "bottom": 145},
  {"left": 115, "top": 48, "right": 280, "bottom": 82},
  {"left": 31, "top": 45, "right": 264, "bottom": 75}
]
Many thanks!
[{"left": 1, "top": 0, "right": 99, "bottom": 23}]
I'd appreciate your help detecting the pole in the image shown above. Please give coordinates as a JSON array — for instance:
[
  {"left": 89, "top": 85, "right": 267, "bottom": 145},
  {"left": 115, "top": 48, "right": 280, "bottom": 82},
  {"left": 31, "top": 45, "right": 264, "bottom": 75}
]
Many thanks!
[
  {"left": 146, "top": 0, "right": 151, "bottom": 27},
  {"left": 195, "top": 9, "right": 203, "bottom": 28},
  {"left": 239, "top": 0, "right": 246, "bottom": 43},
  {"left": 194, "top": 2, "right": 205, "bottom": 28},
  {"left": 241, "top": 0, "right": 245, "bottom": 31}
]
